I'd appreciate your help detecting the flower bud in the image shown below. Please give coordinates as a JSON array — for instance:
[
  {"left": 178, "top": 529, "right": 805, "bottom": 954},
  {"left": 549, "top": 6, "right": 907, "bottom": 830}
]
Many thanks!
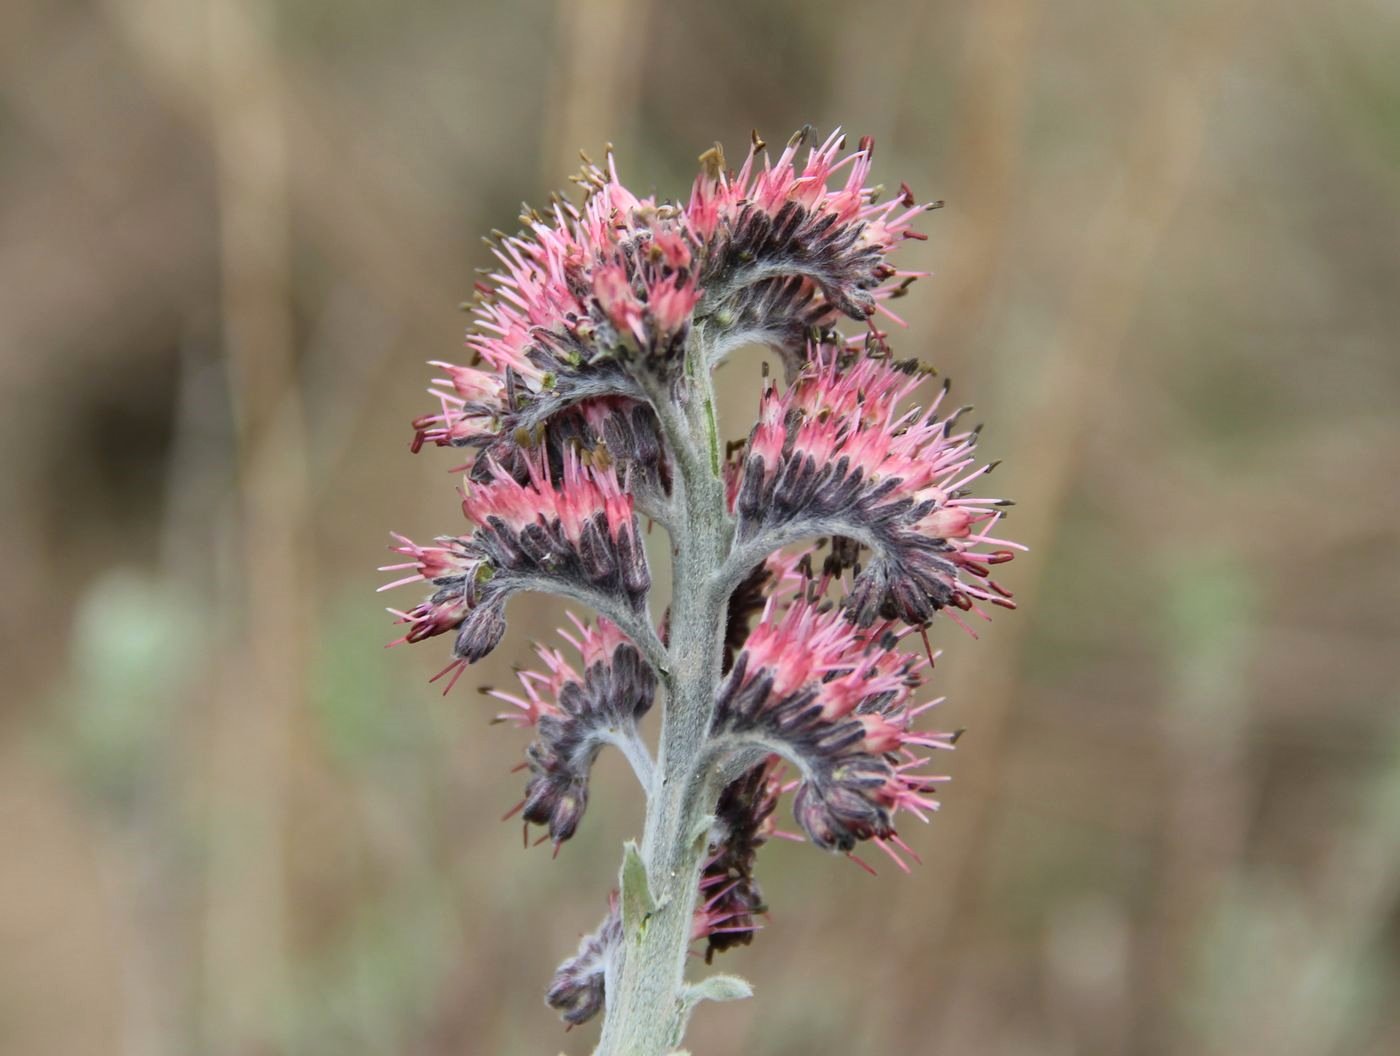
[{"left": 545, "top": 900, "right": 620, "bottom": 1025}]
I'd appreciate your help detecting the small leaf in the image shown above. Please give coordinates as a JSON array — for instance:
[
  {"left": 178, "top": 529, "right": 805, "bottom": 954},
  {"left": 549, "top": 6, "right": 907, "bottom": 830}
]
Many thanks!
[
  {"left": 620, "top": 840, "right": 657, "bottom": 941},
  {"left": 683, "top": 972, "right": 754, "bottom": 1006},
  {"left": 669, "top": 973, "right": 754, "bottom": 1047}
]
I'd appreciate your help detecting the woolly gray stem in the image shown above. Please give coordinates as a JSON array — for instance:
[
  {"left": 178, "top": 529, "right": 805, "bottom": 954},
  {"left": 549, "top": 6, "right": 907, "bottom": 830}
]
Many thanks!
[{"left": 595, "top": 339, "right": 733, "bottom": 1056}]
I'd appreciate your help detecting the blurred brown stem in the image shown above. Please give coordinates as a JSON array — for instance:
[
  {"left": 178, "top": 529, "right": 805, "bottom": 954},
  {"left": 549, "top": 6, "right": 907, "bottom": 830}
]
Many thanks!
[
  {"left": 199, "top": 0, "right": 307, "bottom": 1051},
  {"left": 898, "top": 4, "right": 1255, "bottom": 1047},
  {"left": 541, "top": 0, "right": 651, "bottom": 187}
]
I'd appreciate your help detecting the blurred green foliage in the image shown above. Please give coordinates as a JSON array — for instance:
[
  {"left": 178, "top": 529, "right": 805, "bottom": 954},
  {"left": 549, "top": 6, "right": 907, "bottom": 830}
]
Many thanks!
[{"left": 55, "top": 571, "right": 200, "bottom": 807}]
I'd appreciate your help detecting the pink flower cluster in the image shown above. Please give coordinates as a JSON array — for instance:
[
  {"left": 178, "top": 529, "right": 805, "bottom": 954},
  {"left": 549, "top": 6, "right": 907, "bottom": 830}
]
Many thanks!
[
  {"left": 412, "top": 128, "right": 936, "bottom": 467},
  {"left": 489, "top": 614, "right": 656, "bottom": 847},
  {"left": 383, "top": 129, "right": 1021, "bottom": 1031},
  {"left": 381, "top": 448, "right": 648, "bottom": 673},
  {"left": 694, "top": 756, "right": 786, "bottom": 961},
  {"left": 714, "top": 575, "right": 952, "bottom": 869},
  {"left": 734, "top": 347, "right": 1023, "bottom": 629},
  {"left": 411, "top": 154, "right": 698, "bottom": 456},
  {"left": 687, "top": 128, "right": 929, "bottom": 322}
]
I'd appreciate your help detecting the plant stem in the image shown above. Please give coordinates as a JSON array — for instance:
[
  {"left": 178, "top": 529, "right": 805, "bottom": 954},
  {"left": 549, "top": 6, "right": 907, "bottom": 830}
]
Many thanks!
[{"left": 595, "top": 349, "right": 731, "bottom": 1055}]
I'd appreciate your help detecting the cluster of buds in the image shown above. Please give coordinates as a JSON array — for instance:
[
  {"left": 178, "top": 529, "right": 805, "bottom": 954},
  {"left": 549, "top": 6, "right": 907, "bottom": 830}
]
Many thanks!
[
  {"left": 491, "top": 615, "right": 656, "bottom": 846},
  {"left": 410, "top": 128, "right": 929, "bottom": 473},
  {"left": 715, "top": 583, "right": 946, "bottom": 863},
  {"left": 733, "top": 349, "right": 1019, "bottom": 629},
  {"left": 382, "top": 447, "right": 648, "bottom": 681},
  {"left": 383, "top": 128, "right": 1021, "bottom": 1044}
]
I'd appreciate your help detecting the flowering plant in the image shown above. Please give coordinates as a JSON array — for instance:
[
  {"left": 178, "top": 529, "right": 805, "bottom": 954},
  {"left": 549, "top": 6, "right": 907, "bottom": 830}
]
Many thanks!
[{"left": 383, "top": 128, "right": 1021, "bottom": 1054}]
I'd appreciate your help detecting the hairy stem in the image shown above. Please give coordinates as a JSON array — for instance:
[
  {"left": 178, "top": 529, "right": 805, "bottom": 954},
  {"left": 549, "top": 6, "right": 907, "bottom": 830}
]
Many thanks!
[{"left": 595, "top": 346, "right": 732, "bottom": 1055}]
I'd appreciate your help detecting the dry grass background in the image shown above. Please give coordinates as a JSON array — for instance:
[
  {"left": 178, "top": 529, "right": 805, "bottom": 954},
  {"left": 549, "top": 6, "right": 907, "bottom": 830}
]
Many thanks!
[{"left": 2, "top": 1, "right": 1399, "bottom": 1054}]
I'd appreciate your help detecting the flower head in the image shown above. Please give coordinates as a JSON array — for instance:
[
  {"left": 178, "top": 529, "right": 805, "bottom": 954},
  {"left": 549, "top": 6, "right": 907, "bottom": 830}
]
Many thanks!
[
  {"left": 687, "top": 128, "right": 936, "bottom": 372},
  {"left": 381, "top": 448, "right": 649, "bottom": 671},
  {"left": 714, "top": 583, "right": 954, "bottom": 863},
  {"left": 491, "top": 615, "right": 656, "bottom": 846},
  {"left": 413, "top": 128, "right": 933, "bottom": 486},
  {"left": 411, "top": 153, "right": 700, "bottom": 472},
  {"left": 734, "top": 347, "right": 1023, "bottom": 629}
]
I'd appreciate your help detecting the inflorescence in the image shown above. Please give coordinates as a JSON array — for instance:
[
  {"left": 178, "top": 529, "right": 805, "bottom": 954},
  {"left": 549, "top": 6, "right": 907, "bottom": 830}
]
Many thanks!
[{"left": 382, "top": 126, "right": 1022, "bottom": 1036}]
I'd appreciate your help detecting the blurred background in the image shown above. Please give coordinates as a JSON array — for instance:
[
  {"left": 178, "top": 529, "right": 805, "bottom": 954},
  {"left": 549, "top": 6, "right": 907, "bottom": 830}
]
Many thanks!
[{"left": 3, "top": 0, "right": 1399, "bottom": 1053}]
